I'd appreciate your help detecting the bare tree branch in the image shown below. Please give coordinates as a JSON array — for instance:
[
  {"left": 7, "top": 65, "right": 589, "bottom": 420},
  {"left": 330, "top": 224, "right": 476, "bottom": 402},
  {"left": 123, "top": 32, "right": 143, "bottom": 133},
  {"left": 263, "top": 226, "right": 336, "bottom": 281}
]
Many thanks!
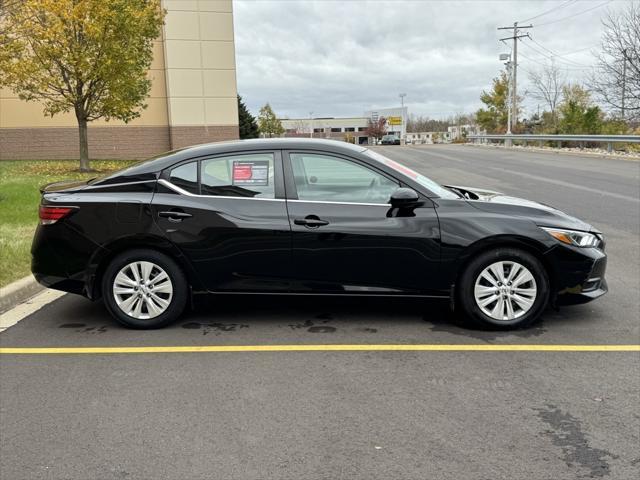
[{"left": 589, "top": 1, "right": 640, "bottom": 120}]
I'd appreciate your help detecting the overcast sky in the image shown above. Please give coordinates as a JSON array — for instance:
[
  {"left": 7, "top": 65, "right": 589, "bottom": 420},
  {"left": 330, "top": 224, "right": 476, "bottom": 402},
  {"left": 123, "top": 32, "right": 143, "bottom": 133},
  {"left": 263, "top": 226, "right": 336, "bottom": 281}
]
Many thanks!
[{"left": 233, "top": 0, "right": 628, "bottom": 120}]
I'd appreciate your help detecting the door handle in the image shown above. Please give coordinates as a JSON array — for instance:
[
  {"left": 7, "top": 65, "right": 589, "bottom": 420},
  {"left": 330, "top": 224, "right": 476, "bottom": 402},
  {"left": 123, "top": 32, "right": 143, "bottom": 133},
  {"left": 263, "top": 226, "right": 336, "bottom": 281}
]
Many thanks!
[
  {"left": 294, "top": 216, "right": 329, "bottom": 228},
  {"left": 158, "top": 210, "right": 192, "bottom": 222}
]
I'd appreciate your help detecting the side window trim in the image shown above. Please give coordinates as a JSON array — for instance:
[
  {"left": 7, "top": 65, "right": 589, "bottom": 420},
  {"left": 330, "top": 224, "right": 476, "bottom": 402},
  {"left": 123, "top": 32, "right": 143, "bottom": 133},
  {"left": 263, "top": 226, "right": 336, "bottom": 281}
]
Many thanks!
[
  {"left": 282, "top": 149, "right": 400, "bottom": 205},
  {"left": 162, "top": 150, "right": 285, "bottom": 199}
]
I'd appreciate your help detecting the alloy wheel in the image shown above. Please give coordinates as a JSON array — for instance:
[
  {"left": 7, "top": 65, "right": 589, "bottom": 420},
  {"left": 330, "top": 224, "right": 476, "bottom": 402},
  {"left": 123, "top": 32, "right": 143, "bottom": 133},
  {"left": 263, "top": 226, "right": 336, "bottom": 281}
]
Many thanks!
[
  {"left": 473, "top": 261, "right": 537, "bottom": 322},
  {"left": 112, "top": 261, "right": 173, "bottom": 320}
]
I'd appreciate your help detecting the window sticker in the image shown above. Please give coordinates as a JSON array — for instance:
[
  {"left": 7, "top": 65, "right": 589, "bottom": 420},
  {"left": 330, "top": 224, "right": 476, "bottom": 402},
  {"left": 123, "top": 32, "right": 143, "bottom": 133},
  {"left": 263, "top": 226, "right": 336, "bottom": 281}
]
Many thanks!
[{"left": 232, "top": 160, "right": 269, "bottom": 186}]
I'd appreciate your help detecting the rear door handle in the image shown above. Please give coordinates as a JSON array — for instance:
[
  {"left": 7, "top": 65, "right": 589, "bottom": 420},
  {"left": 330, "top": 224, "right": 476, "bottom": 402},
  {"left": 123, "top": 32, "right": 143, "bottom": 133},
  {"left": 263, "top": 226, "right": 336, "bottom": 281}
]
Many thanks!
[
  {"left": 158, "top": 210, "right": 192, "bottom": 222},
  {"left": 294, "top": 216, "right": 329, "bottom": 228}
]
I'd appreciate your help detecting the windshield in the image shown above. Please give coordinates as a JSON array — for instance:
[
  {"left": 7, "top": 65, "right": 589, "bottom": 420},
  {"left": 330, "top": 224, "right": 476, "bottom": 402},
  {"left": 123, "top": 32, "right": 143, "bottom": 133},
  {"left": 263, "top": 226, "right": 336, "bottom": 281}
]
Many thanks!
[{"left": 364, "top": 149, "right": 459, "bottom": 199}]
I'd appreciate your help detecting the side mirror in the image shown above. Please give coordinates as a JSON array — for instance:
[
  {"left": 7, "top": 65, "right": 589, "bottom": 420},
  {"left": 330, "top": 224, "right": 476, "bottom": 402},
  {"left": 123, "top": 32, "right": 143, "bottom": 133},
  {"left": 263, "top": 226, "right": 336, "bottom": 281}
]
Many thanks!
[{"left": 390, "top": 187, "right": 420, "bottom": 207}]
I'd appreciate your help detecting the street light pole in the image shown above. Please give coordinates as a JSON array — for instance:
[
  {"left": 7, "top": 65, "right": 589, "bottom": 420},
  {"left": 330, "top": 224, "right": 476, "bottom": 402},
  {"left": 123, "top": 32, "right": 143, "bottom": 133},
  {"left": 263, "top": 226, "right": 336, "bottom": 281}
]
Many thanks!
[
  {"left": 399, "top": 93, "right": 406, "bottom": 139},
  {"left": 309, "top": 111, "right": 313, "bottom": 138}
]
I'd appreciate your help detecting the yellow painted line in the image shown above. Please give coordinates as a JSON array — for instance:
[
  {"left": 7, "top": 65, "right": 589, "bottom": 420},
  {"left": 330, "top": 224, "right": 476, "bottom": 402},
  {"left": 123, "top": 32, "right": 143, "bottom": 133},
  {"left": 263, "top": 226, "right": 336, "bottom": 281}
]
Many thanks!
[{"left": 0, "top": 344, "right": 639, "bottom": 354}]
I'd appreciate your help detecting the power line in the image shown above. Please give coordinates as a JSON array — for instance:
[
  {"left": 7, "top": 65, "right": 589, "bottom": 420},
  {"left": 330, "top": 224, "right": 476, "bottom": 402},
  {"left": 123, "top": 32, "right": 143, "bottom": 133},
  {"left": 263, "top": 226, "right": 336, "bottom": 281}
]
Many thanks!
[
  {"left": 518, "top": 51, "right": 591, "bottom": 72},
  {"left": 535, "top": 0, "right": 613, "bottom": 27},
  {"left": 521, "top": 38, "right": 592, "bottom": 68},
  {"left": 518, "top": 0, "right": 577, "bottom": 24},
  {"left": 527, "top": 37, "right": 592, "bottom": 66}
]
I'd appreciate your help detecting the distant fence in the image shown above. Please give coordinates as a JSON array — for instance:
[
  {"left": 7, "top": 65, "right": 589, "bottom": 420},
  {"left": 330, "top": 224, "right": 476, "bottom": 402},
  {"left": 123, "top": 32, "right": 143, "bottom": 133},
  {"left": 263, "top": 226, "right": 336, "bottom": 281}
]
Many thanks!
[{"left": 466, "top": 134, "right": 640, "bottom": 152}]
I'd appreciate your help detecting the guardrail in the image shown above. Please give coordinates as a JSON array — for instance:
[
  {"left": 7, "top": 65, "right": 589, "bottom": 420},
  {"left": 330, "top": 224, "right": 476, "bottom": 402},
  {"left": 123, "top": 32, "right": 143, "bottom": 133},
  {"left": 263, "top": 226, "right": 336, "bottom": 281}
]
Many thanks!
[{"left": 466, "top": 134, "right": 640, "bottom": 152}]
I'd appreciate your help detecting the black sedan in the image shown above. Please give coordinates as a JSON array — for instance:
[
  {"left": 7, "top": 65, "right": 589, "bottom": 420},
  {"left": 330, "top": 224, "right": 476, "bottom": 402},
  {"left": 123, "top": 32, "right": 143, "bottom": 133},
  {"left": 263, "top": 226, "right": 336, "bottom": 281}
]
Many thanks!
[{"left": 32, "top": 138, "right": 607, "bottom": 330}]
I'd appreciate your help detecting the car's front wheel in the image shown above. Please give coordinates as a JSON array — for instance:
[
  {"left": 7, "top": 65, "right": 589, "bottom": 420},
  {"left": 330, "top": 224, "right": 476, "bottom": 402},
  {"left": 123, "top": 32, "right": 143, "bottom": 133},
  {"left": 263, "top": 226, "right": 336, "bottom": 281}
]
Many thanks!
[
  {"left": 457, "top": 248, "right": 550, "bottom": 329},
  {"left": 102, "top": 249, "right": 188, "bottom": 329}
]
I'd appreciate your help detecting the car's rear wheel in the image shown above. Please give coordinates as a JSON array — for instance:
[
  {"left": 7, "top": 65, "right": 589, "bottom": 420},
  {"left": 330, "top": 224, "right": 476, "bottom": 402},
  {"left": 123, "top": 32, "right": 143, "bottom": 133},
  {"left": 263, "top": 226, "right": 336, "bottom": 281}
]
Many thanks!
[
  {"left": 457, "top": 248, "right": 550, "bottom": 329},
  {"left": 102, "top": 249, "right": 188, "bottom": 329}
]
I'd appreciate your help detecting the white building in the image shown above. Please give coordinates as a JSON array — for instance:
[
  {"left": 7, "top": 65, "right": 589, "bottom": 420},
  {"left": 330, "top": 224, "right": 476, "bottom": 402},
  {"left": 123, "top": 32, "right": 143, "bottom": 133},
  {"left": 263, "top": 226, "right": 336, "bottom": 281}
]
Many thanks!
[
  {"left": 365, "top": 107, "right": 408, "bottom": 139},
  {"left": 405, "top": 131, "right": 451, "bottom": 144},
  {"left": 280, "top": 117, "right": 370, "bottom": 144},
  {"left": 448, "top": 124, "right": 481, "bottom": 141}
]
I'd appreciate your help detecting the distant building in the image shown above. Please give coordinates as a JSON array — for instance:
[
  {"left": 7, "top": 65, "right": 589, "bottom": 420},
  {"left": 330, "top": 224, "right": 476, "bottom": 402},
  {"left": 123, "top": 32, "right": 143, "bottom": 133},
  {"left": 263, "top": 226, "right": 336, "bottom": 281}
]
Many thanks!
[
  {"left": 365, "top": 107, "right": 408, "bottom": 139},
  {"left": 280, "top": 117, "right": 370, "bottom": 144},
  {"left": 280, "top": 106, "right": 409, "bottom": 145},
  {"left": 405, "top": 131, "right": 451, "bottom": 144},
  {"left": 448, "top": 124, "right": 481, "bottom": 141}
]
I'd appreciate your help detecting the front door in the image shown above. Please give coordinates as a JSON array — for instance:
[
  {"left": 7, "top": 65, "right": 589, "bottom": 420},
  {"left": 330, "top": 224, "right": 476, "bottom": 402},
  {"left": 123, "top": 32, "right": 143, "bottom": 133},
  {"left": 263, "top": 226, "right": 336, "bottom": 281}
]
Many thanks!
[
  {"left": 152, "top": 150, "right": 292, "bottom": 292},
  {"left": 284, "top": 151, "right": 441, "bottom": 295}
]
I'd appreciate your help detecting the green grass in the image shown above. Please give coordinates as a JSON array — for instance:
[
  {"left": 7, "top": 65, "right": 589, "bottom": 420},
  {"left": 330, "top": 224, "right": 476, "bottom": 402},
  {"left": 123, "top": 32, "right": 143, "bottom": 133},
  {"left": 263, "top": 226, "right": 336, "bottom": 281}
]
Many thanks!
[{"left": 0, "top": 160, "right": 136, "bottom": 287}]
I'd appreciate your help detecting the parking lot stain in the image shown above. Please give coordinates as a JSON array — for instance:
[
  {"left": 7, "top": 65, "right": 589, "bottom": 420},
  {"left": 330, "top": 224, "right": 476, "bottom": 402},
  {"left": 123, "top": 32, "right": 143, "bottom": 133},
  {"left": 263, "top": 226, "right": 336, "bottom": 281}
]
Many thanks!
[
  {"left": 357, "top": 327, "right": 378, "bottom": 333},
  {"left": 535, "top": 404, "right": 617, "bottom": 477},
  {"left": 58, "top": 323, "right": 108, "bottom": 334},
  {"left": 288, "top": 318, "right": 337, "bottom": 333},
  {"left": 307, "top": 326, "right": 336, "bottom": 333},
  {"left": 424, "top": 315, "right": 547, "bottom": 341},
  {"left": 181, "top": 322, "right": 249, "bottom": 335}
]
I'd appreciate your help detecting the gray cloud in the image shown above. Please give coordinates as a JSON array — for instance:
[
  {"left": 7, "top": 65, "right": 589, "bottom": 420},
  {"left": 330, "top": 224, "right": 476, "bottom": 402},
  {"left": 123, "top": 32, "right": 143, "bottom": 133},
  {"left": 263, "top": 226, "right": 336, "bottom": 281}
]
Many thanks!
[{"left": 233, "top": 0, "right": 625, "bottom": 119}]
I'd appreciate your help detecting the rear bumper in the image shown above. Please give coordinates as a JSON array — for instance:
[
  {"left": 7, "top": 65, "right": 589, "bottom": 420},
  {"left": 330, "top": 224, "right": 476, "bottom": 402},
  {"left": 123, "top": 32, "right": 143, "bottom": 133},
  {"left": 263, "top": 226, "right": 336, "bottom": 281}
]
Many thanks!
[{"left": 31, "top": 223, "right": 100, "bottom": 298}]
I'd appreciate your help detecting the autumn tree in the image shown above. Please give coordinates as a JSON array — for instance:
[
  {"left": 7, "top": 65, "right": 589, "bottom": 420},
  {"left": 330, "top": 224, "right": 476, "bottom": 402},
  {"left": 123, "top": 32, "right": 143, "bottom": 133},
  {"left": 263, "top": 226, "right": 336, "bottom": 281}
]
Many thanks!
[
  {"left": 0, "top": 0, "right": 165, "bottom": 171},
  {"left": 257, "top": 103, "right": 284, "bottom": 138},
  {"left": 557, "top": 84, "right": 603, "bottom": 134},
  {"left": 475, "top": 71, "right": 511, "bottom": 133},
  {"left": 365, "top": 117, "right": 387, "bottom": 141},
  {"left": 237, "top": 95, "right": 259, "bottom": 139}
]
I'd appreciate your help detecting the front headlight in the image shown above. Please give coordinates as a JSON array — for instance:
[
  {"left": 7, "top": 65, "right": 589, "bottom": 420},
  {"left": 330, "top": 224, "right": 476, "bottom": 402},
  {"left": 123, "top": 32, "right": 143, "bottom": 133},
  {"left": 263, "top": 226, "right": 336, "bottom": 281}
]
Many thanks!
[{"left": 541, "top": 227, "right": 601, "bottom": 248}]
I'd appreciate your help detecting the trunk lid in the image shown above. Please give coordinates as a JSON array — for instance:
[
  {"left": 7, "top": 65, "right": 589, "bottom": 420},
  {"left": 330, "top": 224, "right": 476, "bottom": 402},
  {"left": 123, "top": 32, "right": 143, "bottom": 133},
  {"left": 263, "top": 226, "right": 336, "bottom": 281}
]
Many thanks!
[{"left": 40, "top": 179, "right": 91, "bottom": 194}]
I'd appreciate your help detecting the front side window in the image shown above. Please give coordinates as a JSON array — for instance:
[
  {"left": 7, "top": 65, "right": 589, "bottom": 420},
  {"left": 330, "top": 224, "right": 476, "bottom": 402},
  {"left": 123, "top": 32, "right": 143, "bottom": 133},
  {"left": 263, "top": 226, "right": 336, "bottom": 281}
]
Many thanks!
[
  {"left": 201, "top": 153, "right": 275, "bottom": 198},
  {"left": 290, "top": 153, "right": 398, "bottom": 204}
]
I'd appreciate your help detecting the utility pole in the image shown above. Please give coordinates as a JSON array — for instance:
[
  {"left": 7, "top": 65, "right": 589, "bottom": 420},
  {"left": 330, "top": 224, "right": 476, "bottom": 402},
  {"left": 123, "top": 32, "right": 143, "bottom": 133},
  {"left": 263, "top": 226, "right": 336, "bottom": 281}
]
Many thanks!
[
  {"left": 498, "top": 22, "right": 532, "bottom": 131},
  {"left": 621, "top": 49, "right": 627, "bottom": 119},
  {"left": 309, "top": 111, "right": 314, "bottom": 138}
]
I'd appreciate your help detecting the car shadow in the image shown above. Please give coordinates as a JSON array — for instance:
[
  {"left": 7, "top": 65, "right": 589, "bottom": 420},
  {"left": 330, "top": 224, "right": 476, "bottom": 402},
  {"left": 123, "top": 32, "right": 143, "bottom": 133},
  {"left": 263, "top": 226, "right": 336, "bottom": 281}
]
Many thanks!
[{"left": 38, "top": 292, "right": 601, "bottom": 343}]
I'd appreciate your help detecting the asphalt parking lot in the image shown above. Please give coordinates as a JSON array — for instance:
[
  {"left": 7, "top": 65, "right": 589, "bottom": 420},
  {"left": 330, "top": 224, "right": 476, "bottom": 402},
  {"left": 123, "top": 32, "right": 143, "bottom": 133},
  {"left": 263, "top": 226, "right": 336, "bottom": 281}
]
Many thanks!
[{"left": 1, "top": 145, "right": 639, "bottom": 480}]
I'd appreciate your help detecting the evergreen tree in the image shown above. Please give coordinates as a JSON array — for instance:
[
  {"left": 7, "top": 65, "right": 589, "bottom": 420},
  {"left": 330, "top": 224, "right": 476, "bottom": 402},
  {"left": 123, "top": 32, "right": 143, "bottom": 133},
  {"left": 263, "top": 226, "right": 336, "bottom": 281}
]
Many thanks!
[{"left": 237, "top": 95, "right": 259, "bottom": 139}]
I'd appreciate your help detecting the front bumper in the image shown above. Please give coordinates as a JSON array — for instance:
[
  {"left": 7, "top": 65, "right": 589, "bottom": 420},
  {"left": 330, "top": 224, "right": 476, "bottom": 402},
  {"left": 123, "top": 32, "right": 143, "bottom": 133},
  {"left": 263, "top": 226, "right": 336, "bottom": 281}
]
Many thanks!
[{"left": 544, "top": 243, "right": 608, "bottom": 306}]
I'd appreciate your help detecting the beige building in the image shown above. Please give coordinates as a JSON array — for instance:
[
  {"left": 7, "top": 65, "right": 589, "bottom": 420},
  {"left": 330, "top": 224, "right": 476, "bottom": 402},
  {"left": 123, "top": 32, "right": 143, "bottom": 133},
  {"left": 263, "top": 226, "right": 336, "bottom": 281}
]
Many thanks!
[{"left": 0, "top": 0, "right": 239, "bottom": 160}]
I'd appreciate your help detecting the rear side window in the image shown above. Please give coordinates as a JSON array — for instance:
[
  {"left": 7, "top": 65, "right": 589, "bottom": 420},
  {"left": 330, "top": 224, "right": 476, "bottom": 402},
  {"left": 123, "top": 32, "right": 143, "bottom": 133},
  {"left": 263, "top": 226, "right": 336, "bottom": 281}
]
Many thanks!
[
  {"left": 169, "top": 162, "right": 198, "bottom": 194},
  {"left": 201, "top": 153, "right": 275, "bottom": 198}
]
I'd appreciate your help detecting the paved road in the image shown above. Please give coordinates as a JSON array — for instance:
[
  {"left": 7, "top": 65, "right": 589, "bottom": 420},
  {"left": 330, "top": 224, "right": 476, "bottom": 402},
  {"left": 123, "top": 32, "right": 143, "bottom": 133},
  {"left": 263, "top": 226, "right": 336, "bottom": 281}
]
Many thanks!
[{"left": 1, "top": 145, "right": 639, "bottom": 480}]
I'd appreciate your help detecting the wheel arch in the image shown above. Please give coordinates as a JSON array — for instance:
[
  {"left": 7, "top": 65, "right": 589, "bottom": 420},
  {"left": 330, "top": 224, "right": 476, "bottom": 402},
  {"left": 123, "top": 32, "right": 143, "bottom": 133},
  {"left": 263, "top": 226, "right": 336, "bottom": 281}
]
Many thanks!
[
  {"left": 87, "top": 235, "right": 204, "bottom": 300},
  {"left": 452, "top": 235, "right": 556, "bottom": 297}
]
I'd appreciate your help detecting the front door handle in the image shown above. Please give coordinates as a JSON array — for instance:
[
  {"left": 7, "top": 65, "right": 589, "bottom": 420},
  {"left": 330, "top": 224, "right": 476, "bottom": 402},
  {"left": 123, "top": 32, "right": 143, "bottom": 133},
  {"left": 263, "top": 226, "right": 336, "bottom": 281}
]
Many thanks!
[
  {"left": 158, "top": 210, "right": 192, "bottom": 222},
  {"left": 294, "top": 215, "right": 329, "bottom": 228}
]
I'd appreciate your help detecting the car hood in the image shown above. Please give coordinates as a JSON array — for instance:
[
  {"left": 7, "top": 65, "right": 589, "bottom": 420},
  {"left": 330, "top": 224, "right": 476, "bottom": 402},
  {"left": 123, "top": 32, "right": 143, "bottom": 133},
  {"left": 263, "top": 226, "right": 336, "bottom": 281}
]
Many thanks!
[{"left": 445, "top": 185, "right": 597, "bottom": 233}]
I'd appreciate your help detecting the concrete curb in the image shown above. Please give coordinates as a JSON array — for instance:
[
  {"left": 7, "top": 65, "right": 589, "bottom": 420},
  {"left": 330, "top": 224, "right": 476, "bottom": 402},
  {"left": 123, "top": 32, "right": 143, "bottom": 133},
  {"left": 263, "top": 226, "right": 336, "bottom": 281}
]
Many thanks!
[{"left": 0, "top": 275, "right": 45, "bottom": 314}]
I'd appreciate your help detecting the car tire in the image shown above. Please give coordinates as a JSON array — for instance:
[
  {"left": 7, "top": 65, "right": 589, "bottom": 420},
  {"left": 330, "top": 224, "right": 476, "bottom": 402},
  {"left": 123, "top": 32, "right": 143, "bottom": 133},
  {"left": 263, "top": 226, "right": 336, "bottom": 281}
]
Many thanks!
[
  {"left": 102, "top": 249, "right": 188, "bottom": 329},
  {"left": 457, "top": 248, "right": 550, "bottom": 330}
]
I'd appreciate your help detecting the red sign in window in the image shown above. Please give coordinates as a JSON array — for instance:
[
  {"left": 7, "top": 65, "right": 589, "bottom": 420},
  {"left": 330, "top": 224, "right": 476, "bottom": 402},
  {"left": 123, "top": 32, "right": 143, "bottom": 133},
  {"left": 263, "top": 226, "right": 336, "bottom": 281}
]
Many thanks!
[{"left": 233, "top": 163, "right": 253, "bottom": 181}]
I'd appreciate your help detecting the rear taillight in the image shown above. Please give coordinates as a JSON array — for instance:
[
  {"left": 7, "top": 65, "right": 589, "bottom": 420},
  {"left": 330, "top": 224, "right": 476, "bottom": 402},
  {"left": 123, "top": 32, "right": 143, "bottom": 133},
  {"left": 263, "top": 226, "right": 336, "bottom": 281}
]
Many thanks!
[{"left": 39, "top": 206, "right": 75, "bottom": 225}]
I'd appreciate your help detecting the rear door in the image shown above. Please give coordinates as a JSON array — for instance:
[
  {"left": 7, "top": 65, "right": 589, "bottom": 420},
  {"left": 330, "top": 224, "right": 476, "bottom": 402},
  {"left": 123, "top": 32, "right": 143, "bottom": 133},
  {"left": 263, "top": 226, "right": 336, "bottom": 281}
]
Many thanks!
[
  {"left": 151, "top": 150, "right": 292, "bottom": 292},
  {"left": 283, "top": 150, "right": 441, "bottom": 295}
]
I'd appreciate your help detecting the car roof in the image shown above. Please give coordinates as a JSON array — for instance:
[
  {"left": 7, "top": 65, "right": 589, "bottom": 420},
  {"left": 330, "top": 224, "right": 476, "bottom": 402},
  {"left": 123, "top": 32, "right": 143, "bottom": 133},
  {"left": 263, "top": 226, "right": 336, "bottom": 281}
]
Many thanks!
[{"left": 108, "top": 138, "right": 370, "bottom": 178}]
